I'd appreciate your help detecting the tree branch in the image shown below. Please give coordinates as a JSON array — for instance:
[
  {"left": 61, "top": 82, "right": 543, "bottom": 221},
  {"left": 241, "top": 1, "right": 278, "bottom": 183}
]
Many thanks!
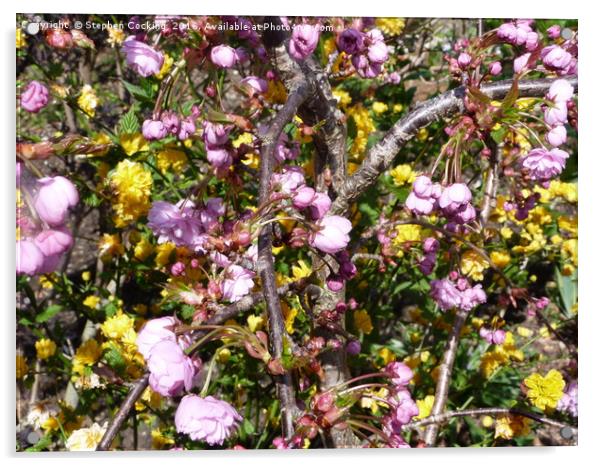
[
  {"left": 403, "top": 407, "right": 577, "bottom": 437},
  {"left": 424, "top": 308, "right": 470, "bottom": 446},
  {"left": 257, "top": 79, "right": 311, "bottom": 439},
  {"left": 330, "top": 76, "right": 578, "bottom": 215}
]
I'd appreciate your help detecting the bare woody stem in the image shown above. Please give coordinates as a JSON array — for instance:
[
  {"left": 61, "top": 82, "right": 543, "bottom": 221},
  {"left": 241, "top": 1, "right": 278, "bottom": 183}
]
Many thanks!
[
  {"left": 403, "top": 407, "right": 577, "bottom": 436},
  {"left": 330, "top": 76, "right": 578, "bottom": 216},
  {"left": 257, "top": 80, "right": 311, "bottom": 439},
  {"left": 424, "top": 308, "right": 470, "bottom": 446},
  {"left": 96, "top": 280, "right": 306, "bottom": 451}
]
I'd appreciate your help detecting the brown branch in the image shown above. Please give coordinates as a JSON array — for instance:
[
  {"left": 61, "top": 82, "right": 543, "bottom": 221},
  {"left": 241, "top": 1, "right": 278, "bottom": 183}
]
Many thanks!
[
  {"left": 424, "top": 308, "right": 470, "bottom": 446},
  {"left": 404, "top": 407, "right": 577, "bottom": 436},
  {"left": 330, "top": 76, "right": 578, "bottom": 216},
  {"left": 257, "top": 79, "right": 311, "bottom": 439},
  {"left": 480, "top": 136, "right": 501, "bottom": 223}
]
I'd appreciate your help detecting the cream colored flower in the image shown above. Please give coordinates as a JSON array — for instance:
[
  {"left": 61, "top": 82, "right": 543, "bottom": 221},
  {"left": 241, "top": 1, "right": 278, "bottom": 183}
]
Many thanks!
[{"left": 65, "top": 422, "right": 107, "bottom": 451}]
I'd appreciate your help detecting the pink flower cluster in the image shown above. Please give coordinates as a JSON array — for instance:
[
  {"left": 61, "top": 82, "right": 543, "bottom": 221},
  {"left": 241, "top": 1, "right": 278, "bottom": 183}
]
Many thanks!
[
  {"left": 497, "top": 20, "right": 540, "bottom": 51},
  {"left": 17, "top": 172, "right": 78, "bottom": 276},
  {"left": 479, "top": 326, "right": 506, "bottom": 345},
  {"left": 175, "top": 394, "right": 242, "bottom": 445},
  {"left": 556, "top": 381, "right": 577, "bottom": 417},
  {"left": 337, "top": 28, "right": 389, "bottom": 78},
  {"left": 418, "top": 237, "right": 439, "bottom": 275},
  {"left": 136, "top": 316, "right": 200, "bottom": 396},
  {"left": 210, "top": 44, "right": 251, "bottom": 68},
  {"left": 122, "top": 36, "right": 164, "bottom": 77},
  {"left": 21, "top": 81, "right": 49, "bottom": 113},
  {"left": 289, "top": 23, "right": 321, "bottom": 61},
  {"left": 203, "top": 121, "right": 234, "bottom": 169},
  {"left": 522, "top": 79, "right": 573, "bottom": 182},
  {"left": 430, "top": 276, "right": 487, "bottom": 311},
  {"left": 405, "top": 177, "right": 476, "bottom": 230},
  {"left": 382, "top": 362, "right": 418, "bottom": 439},
  {"left": 142, "top": 108, "right": 199, "bottom": 142}
]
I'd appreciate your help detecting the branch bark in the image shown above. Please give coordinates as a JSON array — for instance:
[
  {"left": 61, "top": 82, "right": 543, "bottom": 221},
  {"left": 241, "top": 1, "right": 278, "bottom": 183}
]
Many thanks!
[
  {"left": 330, "top": 76, "right": 578, "bottom": 216},
  {"left": 424, "top": 308, "right": 470, "bottom": 446},
  {"left": 403, "top": 407, "right": 577, "bottom": 436},
  {"left": 257, "top": 78, "right": 311, "bottom": 439}
]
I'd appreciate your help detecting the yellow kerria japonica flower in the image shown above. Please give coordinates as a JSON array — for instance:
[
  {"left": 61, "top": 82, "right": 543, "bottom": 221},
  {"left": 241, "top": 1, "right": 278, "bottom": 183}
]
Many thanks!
[
  {"left": 77, "top": 85, "right": 100, "bottom": 117},
  {"left": 72, "top": 339, "right": 102, "bottom": 375},
  {"left": 524, "top": 369, "right": 565, "bottom": 410},
  {"left": 156, "top": 148, "right": 188, "bottom": 174},
  {"left": 348, "top": 104, "right": 375, "bottom": 160},
  {"left": 16, "top": 28, "right": 27, "bottom": 49},
  {"left": 65, "top": 423, "right": 107, "bottom": 451},
  {"left": 490, "top": 251, "right": 511, "bottom": 269},
  {"left": 415, "top": 395, "right": 435, "bottom": 420},
  {"left": 374, "top": 18, "right": 406, "bottom": 36},
  {"left": 109, "top": 160, "right": 153, "bottom": 228},
  {"left": 119, "top": 132, "right": 149, "bottom": 156},
  {"left": 155, "top": 54, "right": 174, "bottom": 80},
  {"left": 354, "top": 309, "right": 373, "bottom": 334},
  {"left": 16, "top": 354, "right": 28, "bottom": 379},
  {"left": 107, "top": 28, "right": 125, "bottom": 47},
  {"left": 390, "top": 164, "right": 416, "bottom": 187},
  {"left": 494, "top": 414, "right": 531, "bottom": 439},
  {"left": 101, "top": 311, "right": 135, "bottom": 341},
  {"left": 372, "top": 101, "right": 388, "bottom": 114},
  {"left": 35, "top": 338, "right": 57, "bottom": 360},
  {"left": 83, "top": 295, "right": 101, "bottom": 309},
  {"left": 134, "top": 236, "right": 154, "bottom": 261},
  {"left": 460, "top": 250, "right": 490, "bottom": 281},
  {"left": 247, "top": 314, "right": 265, "bottom": 333}
]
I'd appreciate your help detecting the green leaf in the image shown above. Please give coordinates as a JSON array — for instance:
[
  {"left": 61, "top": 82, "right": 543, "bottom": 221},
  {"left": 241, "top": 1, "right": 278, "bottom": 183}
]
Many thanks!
[
  {"left": 242, "top": 418, "right": 255, "bottom": 435},
  {"left": 556, "top": 267, "right": 577, "bottom": 314},
  {"left": 104, "top": 343, "right": 126, "bottom": 373},
  {"left": 35, "top": 305, "right": 63, "bottom": 323},
  {"left": 25, "top": 435, "right": 52, "bottom": 452},
  {"left": 118, "top": 107, "right": 140, "bottom": 135}
]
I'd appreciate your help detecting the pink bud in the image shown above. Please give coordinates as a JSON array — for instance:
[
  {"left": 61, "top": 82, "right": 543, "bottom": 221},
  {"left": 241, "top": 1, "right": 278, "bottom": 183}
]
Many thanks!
[
  {"left": 210, "top": 45, "right": 238, "bottom": 68},
  {"left": 33, "top": 176, "right": 79, "bottom": 226},
  {"left": 488, "top": 61, "right": 502, "bottom": 76}
]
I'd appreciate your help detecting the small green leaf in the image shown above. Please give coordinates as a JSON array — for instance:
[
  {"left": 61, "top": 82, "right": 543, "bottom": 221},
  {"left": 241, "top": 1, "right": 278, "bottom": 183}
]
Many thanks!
[
  {"left": 118, "top": 107, "right": 140, "bottom": 135},
  {"left": 35, "top": 305, "right": 63, "bottom": 323}
]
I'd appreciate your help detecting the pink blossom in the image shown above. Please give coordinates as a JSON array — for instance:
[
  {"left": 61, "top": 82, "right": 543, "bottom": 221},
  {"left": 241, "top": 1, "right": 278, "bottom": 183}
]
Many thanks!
[
  {"left": 337, "top": 28, "right": 365, "bottom": 54},
  {"left": 148, "top": 200, "right": 203, "bottom": 248},
  {"left": 497, "top": 23, "right": 518, "bottom": 44},
  {"left": 210, "top": 45, "right": 238, "bottom": 68},
  {"left": 384, "top": 389, "right": 419, "bottom": 431},
  {"left": 206, "top": 147, "right": 232, "bottom": 168},
  {"left": 546, "top": 125, "right": 567, "bottom": 147},
  {"left": 308, "top": 192, "right": 332, "bottom": 220},
  {"left": 175, "top": 394, "right": 242, "bottom": 445},
  {"left": 544, "top": 101, "right": 568, "bottom": 127},
  {"left": 203, "top": 121, "right": 231, "bottom": 146},
  {"left": 161, "top": 111, "right": 181, "bottom": 135},
  {"left": 241, "top": 76, "right": 268, "bottom": 94},
  {"left": 438, "top": 183, "right": 472, "bottom": 212},
  {"left": 556, "top": 381, "right": 577, "bottom": 417},
  {"left": 309, "top": 215, "right": 352, "bottom": 254},
  {"left": 479, "top": 327, "right": 507, "bottom": 345},
  {"left": 513, "top": 53, "right": 531, "bottom": 74},
  {"left": 385, "top": 362, "right": 413, "bottom": 387},
  {"left": 423, "top": 237, "right": 440, "bottom": 254},
  {"left": 547, "top": 25, "right": 561, "bottom": 39},
  {"left": 292, "top": 186, "right": 316, "bottom": 209},
  {"left": 147, "top": 339, "right": 197, "bottom": 396},
  {"left": 272, "top": 167, "right": 305, "bottom": 194},
  {"left": 405, "top": 192, "right": 436, "bottom": 215},
  {"left": 430, "top": 278, "right": 462, "bottom": 311},
  {"left": 541, "top": 45, "right": 573, "bottom": 72},
  {"left": 289, "top": 24, "right": 320, "bottom": 61},
  {"left": 21, "top": 81, "right": 49, "bottom": 113},
  {"left": 546, "top": 79, "right": 574, "bottom": 103},
  {"left": 457, "top": 52, "right": 472, "bottom": 69},
  {"left": 136, "top": 316, "right": 179, "bottom": 359},
  {"left": 33, "top": 176, "right": 79, "bottom": 226},
  {"left": 142, "top": 119, "right": 167, "bottom": 140},
  {"left": 33, "top": 227, "right": 73, "bottom": 257},
  {"left": 122, "top": 36, "right": 164, "bottom": 77},
  {"left": 489, "top": 61, "right": 502, "bottom": 76},
  {"left": 222, "top": 265, "right": 255, "bottom": 302},
  {"left": 522, "top": 147, "right": 569, "bottom": 181},
  {"left": 177, "top": 117, "right": 196, "bottom": 141},
  {"left": 459, "top": 284, "right": 487, "bottom": 311},
  {"left": 17, "top": 240, "right": 45, "bottom": 275}
]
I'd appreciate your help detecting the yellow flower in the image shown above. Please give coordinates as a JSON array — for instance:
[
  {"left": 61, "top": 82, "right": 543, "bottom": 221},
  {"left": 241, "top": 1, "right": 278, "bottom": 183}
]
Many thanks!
[
  {"left": 109, "top": 160, "right": 153, "bottom": 227},
  {"left": 378, "top": 347, "right": 396, "bottom": 366},
  {"left": 155, "top": 54, "right": 174, "bottom": 80},
  {"left": 72, "top": 339, "right": 102, "bottom": 375},
  {"left": 490, "top": 251, "right": 511, "bottom": 269},
  {"left": 393, "top": 104, "right": 404, "bottom": 113},
  {"left": 390, "top": 164, "right": 416, "bottom": 187},
  {"left": 375, "top": 18, "right": 406, "bottom": 36},
  {"left": 417, "top": 127, "right": 428, "bottom": 141},
  {"left": 101, "top": 311, "right": 135, "bottom": 341},
  {"left": 65, "top": 423, "right": 107, "bottom": 451},
  {"left": 119, "top": 132, "right": 149, "bottom": 156},
  {"left": 155, "top": 242, "right": 176, "bottom": 267},
  {"left": 16, "top": 354, "right": 28, "bottom": 379},
  {"left": 416, "top": 395, "right": 435, "bottom": 419},
  {"left": 548, "top": 180, "right": 577, "bottom": 203},
  {"left": 348, "top": 104, "right": 375, "bottom": 160},
  {"left": 561, "top": 238, "right": 578, "bottom": 266},
  {"left": 372, "top": 101, "right": 388, "bottom": 114},
  {"left": 35, "top": 338, "right": 57, "bottom": 360},
  {"left": 558, "top": 215, "right": 578, "bottom": 237},
  {"left": 494, "top": 415, "right": 531, "bottom": 439},
  {"left": 16, "top": 28, "right": 27, "bottom": 48},
  {"left": 481, "top": 415, "right": 494, "bottom": 428},
  {"left": 232, "top": 132, "right": 254, "bottom": 149},
  {"left": 81, "top": 271, "right": 91, "bottom": 282},
  {"left": 354, "top": 309, "right": 373, "bottom": 334},
  {"left": 332, "top": 88, "right": 351, "bottom": 109},
  {"left": 38, "top": 274, "right": 55, "bottom": 289},
  {"left": 247, "top": 314, "right": 265, "bottom": 333},
  {"left": 282, "top": 301, "right": 298, "bottom": 334},
  {"left": 151, "top": 429, "right": 175, "bottom": 449},
  {"left": 156, "top": 148, "right": 188, "bottom": 174},
  {"left": 517, "top": 326, "right": 534, "bottom": 338},
  {"left": 524, "top": 370, "right": 565, "bottom": 410},
  {"left": 83, "top": 295, "right": 101, "bottom": 309},
  {"left": 460, "top": 250, "right": 490, "bottom": 281},
  {"left": 134, "top": 236, "right": 154, "bottom": 261},
  {"left": 216, "top": 347, "right": 231, "bottom": 364},
  {"left": 135, "top": 387, "right": 162, "bottom": 412},
  {"left": 107, "top": 28, "right": 125, "bottom": 47},
  {"left": 98, "top": 233, "right": 125, "bottom": 260},
  {"left": 393, "top": 224, "right": 422, "bottom": 245},
  {"left": 77, "top": 85, "right": 100, "bottom": 117},
  {"left": 291, "top": 260, "right": 312, "bottom": 281}
]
